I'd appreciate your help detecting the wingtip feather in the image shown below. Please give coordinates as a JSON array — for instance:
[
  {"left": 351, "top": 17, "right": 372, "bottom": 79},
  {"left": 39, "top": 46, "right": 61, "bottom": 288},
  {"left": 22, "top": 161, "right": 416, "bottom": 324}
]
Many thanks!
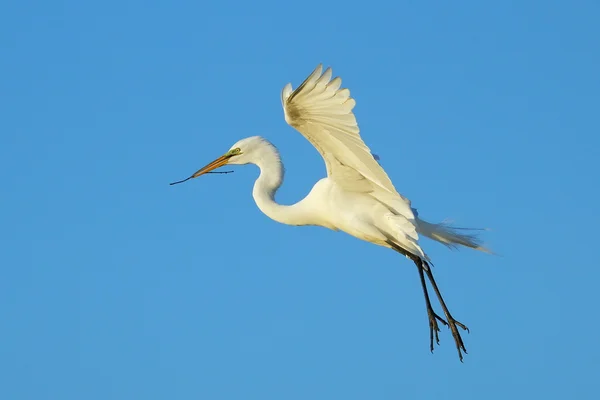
[{"left": 281, "top": 83, "right": 293, "bottom": 105}]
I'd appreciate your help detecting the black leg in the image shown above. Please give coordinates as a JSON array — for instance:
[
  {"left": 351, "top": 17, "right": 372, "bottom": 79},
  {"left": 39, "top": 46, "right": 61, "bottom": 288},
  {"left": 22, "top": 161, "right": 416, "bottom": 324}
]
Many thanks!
[
  {"left": 415, "top": 261, "right": 448, "bottom": 352},
  {"left": 422, "top": 260, "right": 469, "bottom": 362},
  {"left": 386, "top": 241, "right": 469, "bottom": 361}
]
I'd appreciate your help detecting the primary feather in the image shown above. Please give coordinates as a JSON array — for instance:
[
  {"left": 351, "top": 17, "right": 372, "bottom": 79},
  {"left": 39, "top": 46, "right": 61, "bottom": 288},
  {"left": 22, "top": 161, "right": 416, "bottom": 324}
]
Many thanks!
[{"left": 282, "top": 64, "right": 400, "bottom": 197}]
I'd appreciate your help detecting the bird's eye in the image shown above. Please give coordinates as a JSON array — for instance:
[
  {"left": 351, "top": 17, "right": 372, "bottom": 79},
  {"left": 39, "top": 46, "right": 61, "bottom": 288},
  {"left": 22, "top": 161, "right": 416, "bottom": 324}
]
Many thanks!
[{"left": 231, "top": 148, "right": 242, "bottom": 155}]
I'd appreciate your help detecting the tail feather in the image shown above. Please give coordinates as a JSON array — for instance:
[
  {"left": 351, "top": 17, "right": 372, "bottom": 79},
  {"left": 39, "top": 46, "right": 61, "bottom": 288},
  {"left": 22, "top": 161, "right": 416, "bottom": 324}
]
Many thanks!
[{"left": 415, "top": 217, "right": 491, "bottom": 254}]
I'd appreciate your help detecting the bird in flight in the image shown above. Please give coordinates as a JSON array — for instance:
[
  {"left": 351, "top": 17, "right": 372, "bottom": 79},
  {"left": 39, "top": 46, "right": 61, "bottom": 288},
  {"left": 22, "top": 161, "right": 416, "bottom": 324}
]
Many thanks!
[{"left": 171, "top": 64, "right": 490, "bottom": 361}]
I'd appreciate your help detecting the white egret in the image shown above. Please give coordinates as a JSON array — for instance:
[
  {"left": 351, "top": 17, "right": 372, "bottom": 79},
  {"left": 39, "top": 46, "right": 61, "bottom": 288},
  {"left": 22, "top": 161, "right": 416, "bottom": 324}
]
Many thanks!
[{"left": 171, "top": 65, "right": 489, "bottom": 361}]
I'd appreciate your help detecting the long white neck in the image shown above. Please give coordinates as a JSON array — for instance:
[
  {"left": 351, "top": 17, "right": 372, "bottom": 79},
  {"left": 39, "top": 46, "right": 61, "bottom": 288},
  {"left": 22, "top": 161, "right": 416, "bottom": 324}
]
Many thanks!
[{"left": 251, "top": 143, "right": 312, "bottom": 226}]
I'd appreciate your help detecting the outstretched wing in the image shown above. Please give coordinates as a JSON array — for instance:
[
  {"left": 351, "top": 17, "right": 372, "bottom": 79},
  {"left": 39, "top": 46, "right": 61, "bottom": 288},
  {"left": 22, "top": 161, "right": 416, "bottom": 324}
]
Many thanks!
[
  {"left": 282, "top": 65, "right": 422, "bottom": 257},
  {"left": 281, "top": 64, "right": 399, "bottom": 195}
]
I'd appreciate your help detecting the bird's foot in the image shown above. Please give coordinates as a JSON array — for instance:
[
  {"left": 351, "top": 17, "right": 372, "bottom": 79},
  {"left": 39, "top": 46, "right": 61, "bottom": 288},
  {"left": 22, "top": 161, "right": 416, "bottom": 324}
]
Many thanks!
[
  {"left": 427, "top": 308, "right": 448, "bottom": 352},
  {"left": 446, "top": 315, "right": 469, "bottom": 362}
]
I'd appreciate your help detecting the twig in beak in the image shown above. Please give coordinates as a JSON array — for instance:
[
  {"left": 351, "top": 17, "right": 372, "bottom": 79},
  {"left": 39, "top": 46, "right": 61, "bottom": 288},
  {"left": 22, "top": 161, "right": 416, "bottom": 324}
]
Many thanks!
[{"left": 169, "top": 170, "right": 234, "bottom": 185}]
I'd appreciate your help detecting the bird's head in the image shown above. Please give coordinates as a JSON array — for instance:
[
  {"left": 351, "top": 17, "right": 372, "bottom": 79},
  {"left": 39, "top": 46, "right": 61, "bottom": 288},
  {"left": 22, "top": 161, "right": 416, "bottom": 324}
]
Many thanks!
[
  {"left": 223, "top": 136, "right": 269, "bottom": 165},
  {"left": 169, "top": 136, "right": 271, "bottom": 185}
]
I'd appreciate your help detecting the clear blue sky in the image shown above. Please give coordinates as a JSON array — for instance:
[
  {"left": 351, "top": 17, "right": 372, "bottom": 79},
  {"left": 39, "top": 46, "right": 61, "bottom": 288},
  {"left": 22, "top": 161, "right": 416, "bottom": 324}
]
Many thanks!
[{"left": 2, "top": 1, "right": 599, "bottom": 399}]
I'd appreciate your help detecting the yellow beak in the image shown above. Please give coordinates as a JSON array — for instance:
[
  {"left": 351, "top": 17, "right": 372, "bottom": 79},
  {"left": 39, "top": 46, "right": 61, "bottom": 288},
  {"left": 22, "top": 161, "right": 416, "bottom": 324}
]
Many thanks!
[{"left": 170, "top": 154, "right": 231, "bottom": 185}]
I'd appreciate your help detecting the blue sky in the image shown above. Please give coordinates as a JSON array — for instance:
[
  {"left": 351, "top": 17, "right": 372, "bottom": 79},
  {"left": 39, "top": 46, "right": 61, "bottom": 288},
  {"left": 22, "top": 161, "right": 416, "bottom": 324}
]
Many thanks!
[{"left": 2, "top": 1, "right": 599, "bottom": 399}]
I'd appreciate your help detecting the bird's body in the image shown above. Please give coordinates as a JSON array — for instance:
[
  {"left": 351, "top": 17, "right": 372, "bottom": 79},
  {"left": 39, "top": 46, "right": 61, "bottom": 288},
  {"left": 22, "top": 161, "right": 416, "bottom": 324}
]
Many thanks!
[
  {"left": 250, "top": 145, "right": 391, "bottom": 245},
  {"left": 244, "top": 136, "right": 424, "bottom": 250},
  {"left": 172, "top": 64, "right": 490, "bottom": 361}
]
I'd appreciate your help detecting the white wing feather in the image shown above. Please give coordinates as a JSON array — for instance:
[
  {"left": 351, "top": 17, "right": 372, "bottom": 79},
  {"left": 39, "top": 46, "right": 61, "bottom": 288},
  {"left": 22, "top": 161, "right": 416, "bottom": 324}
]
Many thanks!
[
  {"left": 282, "top": 64, "right": 417, "bottom": 218},
  {"left": 282, "top": 64, "right": 399, "bottom": 196},
  {"left": 281, "top": 65, "right": 487, "bottom": 258}
]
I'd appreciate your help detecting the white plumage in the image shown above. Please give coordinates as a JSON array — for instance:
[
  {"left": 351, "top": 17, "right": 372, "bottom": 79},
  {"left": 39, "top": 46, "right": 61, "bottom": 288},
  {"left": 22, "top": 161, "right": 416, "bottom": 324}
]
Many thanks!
[
  {"left": 281, "top": 64, "right": 487, "bottom": 260},
  {"left": 172, "top": 64, "right": 490, "bottom": 361}
]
